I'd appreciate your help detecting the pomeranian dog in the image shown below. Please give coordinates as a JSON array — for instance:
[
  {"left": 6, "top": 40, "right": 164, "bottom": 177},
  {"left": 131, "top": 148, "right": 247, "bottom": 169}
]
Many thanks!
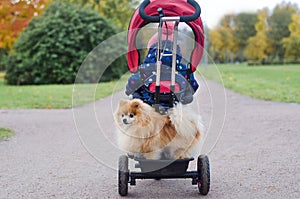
[{"left": 114, "top": 99, "right": 204, "bottom": 160}]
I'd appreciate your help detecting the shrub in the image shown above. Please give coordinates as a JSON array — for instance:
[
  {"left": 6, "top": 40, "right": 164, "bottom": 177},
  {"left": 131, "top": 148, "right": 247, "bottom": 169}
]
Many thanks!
[
  {"left": 5, "top": 0, "right": 126, "bottom": 85},
  {"left": 247, "top": 59, "right": 300, "bottom": 66},
  {"left": 0, "top": 48, "right": 8, "bottom": 71}
]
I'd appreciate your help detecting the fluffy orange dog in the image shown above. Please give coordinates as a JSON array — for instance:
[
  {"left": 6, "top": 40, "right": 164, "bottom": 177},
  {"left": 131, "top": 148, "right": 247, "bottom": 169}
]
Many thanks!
[{"left": 114, "top": 99, "right": 204, "bottom": 160}]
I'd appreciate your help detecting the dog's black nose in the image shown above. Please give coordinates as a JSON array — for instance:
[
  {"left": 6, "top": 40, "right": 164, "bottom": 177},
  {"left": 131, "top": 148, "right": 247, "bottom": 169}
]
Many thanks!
[{"left": 123, "top": 118, "right": 128, "bottom": 124}]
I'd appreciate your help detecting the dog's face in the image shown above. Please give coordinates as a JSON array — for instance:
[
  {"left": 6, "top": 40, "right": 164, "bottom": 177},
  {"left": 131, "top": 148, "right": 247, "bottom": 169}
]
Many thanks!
[{"left": 114, "top": 99, "right": 148, "bottom": 130}]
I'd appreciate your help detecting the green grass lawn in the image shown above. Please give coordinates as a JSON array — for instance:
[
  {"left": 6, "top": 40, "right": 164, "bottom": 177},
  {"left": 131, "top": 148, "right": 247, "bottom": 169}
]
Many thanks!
[
  {"left": 1, "top": 63, "right": 299, "bottom": 109},
  {"left": 200, "top": 63, "right": 300, "bottom": 103},
  {"left": 0, "top": 73, "right": 129, "bottom": 109},
  {"left": 0, "top": 127, "right": 15, "bottom": 141}
]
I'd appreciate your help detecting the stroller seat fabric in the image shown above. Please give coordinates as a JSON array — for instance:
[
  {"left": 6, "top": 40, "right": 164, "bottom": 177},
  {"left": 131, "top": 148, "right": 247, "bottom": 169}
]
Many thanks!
[{"left": 126, "top": 40, "right": 199, "bottom": 107}]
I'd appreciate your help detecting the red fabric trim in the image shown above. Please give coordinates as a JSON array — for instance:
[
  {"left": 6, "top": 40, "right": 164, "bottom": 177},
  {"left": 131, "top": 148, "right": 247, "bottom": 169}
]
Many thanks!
[
  {"left": 127, "top": 0, "right": 204, "bottom": 73},
  {"left": 149, "top": 81, "right": 180, "bottom": 93}
]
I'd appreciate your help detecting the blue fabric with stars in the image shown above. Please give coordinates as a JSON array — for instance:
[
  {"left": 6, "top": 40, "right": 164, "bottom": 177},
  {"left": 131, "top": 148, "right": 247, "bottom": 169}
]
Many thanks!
[{"left": 126, "top": 40, "right": 199, "bottom": 107}]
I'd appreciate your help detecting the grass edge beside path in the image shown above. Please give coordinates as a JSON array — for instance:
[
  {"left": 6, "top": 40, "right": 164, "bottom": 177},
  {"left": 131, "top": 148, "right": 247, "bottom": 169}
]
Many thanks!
[
  {"left": 1, "top": 64, "right": 300, "bottom": 109},
  {"left": 200, "top": 63, "right": 300, "bottom": 104},
  {"left": 0, "top": 73, "right": 129, "bottom": 109},
  {"left": 0, "top": 127, "right": 15, "bottom": 141}
]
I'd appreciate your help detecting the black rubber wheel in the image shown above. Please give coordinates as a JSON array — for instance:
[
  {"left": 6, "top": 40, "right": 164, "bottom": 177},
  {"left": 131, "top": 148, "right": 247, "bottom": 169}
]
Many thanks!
[
  {"left": 197, "top": 155, "right": 210, "bottom": 195},
  {"left": 118, "top": 155, "right": 129, "bottom": 196}
]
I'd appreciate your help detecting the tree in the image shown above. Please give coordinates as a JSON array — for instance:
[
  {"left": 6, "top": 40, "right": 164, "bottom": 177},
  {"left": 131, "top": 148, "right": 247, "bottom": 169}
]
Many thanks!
[
  {"left": 244, "top": 9, "right": 272, "bottom": 62},
  {"left": 282, "top": 13, "right": 300, "bottom": 60},
  {"left": 5, "top": 1, "right": 126, "bottom": 85},
  {"left": 209, "top": 28, "right": 224, "bottom": 62},
  {"left": 234, "top": 13, "right": 258, "bottom": 61},
  {"left": 0, "top": 0, "right": 51, "bottom": 49},
  {"left": 209, "top": 14, "right": 238, "bottom": 63},
  {"left": 0, "top": 0, "right": 51, "bottom": 70},
  {"left": 267, "top": 2, "right": 298, "bottom": 60},
  {"left": 68, "top": 0, "right": 139, "bottom": 30}
]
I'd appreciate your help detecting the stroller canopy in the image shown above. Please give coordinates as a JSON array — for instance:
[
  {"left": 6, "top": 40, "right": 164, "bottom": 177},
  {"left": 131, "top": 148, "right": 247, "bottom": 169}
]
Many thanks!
[{"left": 127, "top": 0, "right": 204, "bottom": 73}]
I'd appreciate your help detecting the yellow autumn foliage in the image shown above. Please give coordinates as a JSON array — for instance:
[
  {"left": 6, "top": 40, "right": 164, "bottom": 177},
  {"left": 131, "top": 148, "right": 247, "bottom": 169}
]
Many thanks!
[
  {"left": 282, "top": 13, "right": 300, "bottom": 60},
  {"left": 244, "top": 9, "right": 272, "bottom": 61}
]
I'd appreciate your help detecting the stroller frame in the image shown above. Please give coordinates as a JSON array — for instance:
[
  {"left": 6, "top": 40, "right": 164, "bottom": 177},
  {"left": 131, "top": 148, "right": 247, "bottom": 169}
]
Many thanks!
[
  {"left": 154, "top": 16, "right": 180, "bottom": 112},
  {"left": 119, "top": 155, "right": 210, "bottom": 196},
  {"left": 118, "top": 0, "right": 210, "bottom": 196}
]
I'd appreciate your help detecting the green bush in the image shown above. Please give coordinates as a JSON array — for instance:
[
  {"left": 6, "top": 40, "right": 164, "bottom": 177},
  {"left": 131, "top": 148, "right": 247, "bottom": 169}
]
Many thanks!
[
  {"left": 248, "top": 60, "right": 300, "bottom": 66},
  {"left": 5, "top": 0, "right": 126, "bottom": 85},
  {"left": 247, "top": 61, "right": 261, "bottom": 66},
  {"left": 0, "top": 48, "right": 8, "bottom": 71}
]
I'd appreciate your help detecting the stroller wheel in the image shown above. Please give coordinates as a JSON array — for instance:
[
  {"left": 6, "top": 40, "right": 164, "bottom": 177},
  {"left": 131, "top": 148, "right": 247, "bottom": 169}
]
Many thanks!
[
  {"left": 197, "top": 155, "right": 210, "bottom": 195},
  {"left": 118, "top": 155, "right": 129, "bottom": 196}
]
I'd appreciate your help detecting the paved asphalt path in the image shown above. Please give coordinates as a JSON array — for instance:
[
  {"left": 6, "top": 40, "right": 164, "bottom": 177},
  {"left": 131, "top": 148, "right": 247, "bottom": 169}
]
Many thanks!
[{"left": 0, "top": 80, "right": 299, "bottom": 198}]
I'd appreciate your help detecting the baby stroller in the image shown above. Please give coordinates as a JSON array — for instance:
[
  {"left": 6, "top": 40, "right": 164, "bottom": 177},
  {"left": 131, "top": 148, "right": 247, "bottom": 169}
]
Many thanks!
[{"left": 119, "top": 0, "right": 210, "bottom": 196}]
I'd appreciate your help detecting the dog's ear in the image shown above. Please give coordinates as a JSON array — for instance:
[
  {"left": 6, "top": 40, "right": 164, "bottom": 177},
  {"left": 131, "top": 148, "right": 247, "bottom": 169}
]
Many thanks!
[
  {"left": 131, "top": 99, "right": 141, "bottom": 109},
  {"left": 118, "top": 99, "right": 128, "bottom": 107}
]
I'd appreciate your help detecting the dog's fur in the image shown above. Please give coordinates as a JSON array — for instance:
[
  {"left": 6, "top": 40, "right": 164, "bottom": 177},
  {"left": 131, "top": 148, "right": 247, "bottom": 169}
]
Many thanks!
[{"left": 114, "top": 99, "right": 204, "bottom": 160}]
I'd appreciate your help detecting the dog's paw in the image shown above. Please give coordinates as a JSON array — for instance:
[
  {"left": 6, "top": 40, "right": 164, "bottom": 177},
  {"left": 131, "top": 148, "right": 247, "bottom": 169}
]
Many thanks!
[
  {"left": 127, "top": 152, "right": 144, "bottom": 159},
  {"left": 144, "top": 152, "right": 162, "bottom": 160},
  {"left": 127, "top": 153, "right": 135, "bottom": 159},
  {"left": 174, "top": 149, "right": 191, "bottom": 159}
]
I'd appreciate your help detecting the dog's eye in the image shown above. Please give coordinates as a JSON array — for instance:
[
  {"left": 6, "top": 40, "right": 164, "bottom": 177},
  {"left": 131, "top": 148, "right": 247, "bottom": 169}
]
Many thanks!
[
  {"left": 121, "top": 114, "right": 124, "bottom": 117},
  {"left": 129, "top": 113, "right": 134, "bottom": 118}
]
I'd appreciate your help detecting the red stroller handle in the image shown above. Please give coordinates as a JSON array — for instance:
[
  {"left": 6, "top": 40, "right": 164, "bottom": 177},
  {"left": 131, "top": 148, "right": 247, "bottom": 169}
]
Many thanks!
[{"left": 139, "top": 0, "right": 201, "bottom": 22}]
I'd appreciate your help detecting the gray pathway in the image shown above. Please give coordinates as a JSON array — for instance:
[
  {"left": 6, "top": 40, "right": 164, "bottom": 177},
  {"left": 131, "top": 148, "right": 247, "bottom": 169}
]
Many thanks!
[{"left": 0, "top": 80, "right": 299, "bottom": 198}]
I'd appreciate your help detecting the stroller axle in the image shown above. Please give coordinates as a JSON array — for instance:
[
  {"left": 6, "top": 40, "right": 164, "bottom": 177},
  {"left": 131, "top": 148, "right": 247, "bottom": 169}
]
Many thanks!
[{"left": 129, "top": 171, "right": 198, "bottom": 186}]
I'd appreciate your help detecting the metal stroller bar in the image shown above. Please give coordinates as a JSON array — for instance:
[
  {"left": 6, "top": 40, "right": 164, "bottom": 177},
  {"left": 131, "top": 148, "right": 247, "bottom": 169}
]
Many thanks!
[
  {"left": 157, "top": 16, "right": 180, "bottom": 109},
  {"left": 154, "top": 8, "right": 165, "bottom": 112},
  {"left": 170, "top": 20, "right": 179, "bottom": 103}
]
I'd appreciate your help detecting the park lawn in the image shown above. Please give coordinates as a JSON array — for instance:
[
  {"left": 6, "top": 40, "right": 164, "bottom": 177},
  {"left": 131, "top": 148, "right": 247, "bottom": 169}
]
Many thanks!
[
  {"left": 1, "top": 64, "right": 299, "bottom": 109},
  {"left": 201, "top": 63, "right": 300, "bottom": 103},
  {"left": 0, "top": 73, "right": 129, "bottom": 109},
  {"left": 0, "top": 127, "right": 15, "bottom": 141}
]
